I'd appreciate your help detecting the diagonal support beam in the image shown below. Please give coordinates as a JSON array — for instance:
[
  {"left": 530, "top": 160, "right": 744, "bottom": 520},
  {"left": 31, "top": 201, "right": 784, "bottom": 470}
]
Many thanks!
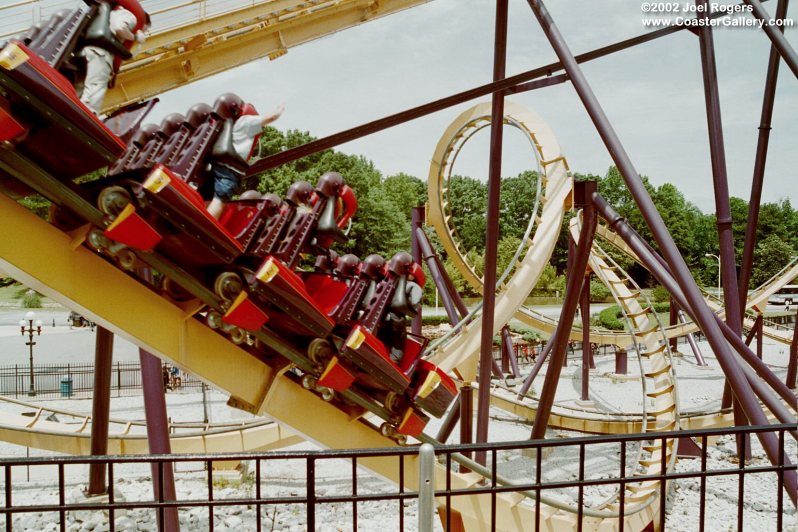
[{"left": 525, "top": 0, "right": 796, "bottom": 504}]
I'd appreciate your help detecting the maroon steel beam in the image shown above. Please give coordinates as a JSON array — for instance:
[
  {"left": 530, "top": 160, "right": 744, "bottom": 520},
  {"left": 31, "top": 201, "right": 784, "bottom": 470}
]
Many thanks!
[
  {"left": 410, "top": 206, "right": 425, "bottom": 336},
  {"left": 695, "top": 3, "right": 745, "bottom": 439},
  {"left": 615, "top": 347, "right": 627, "bottom": 375},
  {"left": 594, "top": 195, "right": 796, "bottom": 409},
  {"left": 524, "top": 0, "right": 794, "bottom": 500},
  {"left": 140, "top": 349, "right": 179, "bottom": 531},
  {"left": 669, "top": 298, "right": 679, "bottom": 353},
  {"left": 738, "top": 0, "right": 789, "bottom": 316},
  {"left": 460, "top": 385, "right": 473, "bottom": 470},
  {"left": 580, "top": 271, "right": 590, "bottom": 401},
  {"left": 517, "top": 330, "right": 555, "bottom": 398},
  {"left": 87, "top": 326, "right": 114, "bottom": 496},
  {"left": 475, "top": 0, "right": 509, "bottom": 466},
  {"left": 500, "top": 327, "right": 511, "bottom": 374},
  {"left": 593, "top": 194, "right": 798, "bottom": 495},
  {"left": 507, "top": 73, "right": 569, "bottom": 94},
  {"left": 680, "top": 310, "right": 707, "bottom": 366},
  {"left": 245, "top": 6, "right": 746, "bottom": 176},
  {"left": 531, "top": 181, "right": 597, "bottom": 439},
  {"left": 435, "top": 395, "right": 461, "bottom": 443},
  {"left": 415, "top": 227, "right": 463, "bottom": 325},
  {"left": 501, "top": 325, "right": 521, "bottom": 378},
  {"left": 788, "top": 308, "right": 798, "bottom": 389},
  {"left": 743, "top": 0, "right": 798, "bottom": 78}
]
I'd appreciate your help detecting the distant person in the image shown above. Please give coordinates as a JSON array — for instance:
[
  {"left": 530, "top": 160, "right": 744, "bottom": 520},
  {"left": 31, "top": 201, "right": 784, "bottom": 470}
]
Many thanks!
[
  {"left": 79, "top": 0, "right": 150, "bottom": 114},
  {"left": 169, "top": 366, "right": 181, "bottom": 390},
  {"left": 206, "top": 94, "right": 285, "bottom": 218}
]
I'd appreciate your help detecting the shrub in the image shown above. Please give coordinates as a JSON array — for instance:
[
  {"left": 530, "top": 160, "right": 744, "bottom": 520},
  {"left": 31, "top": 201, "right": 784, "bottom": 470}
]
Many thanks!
[
  {"left": 651, "top": 285, "right": 670, "bottom": 303},
  {"left": 21, "top": 289, "right": 42, "bottom": 308}
]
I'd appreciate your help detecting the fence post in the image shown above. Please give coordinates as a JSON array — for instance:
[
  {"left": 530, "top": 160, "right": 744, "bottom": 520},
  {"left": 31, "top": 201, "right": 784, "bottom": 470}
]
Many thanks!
[{"left": 418, "top": 443, "right": 435, "bottom": 532}]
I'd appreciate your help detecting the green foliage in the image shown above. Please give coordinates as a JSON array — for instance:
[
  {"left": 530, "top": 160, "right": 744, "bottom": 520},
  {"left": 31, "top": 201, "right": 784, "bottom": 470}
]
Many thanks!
[
  {"left": 532, "top": 264, "right": 565, "bottom": 296},
  {"left": 651, "top": 285, "right": 670, "bottom": 303},
  {"left": 509, "top": 324, "right": 542, "bottom": 343},
  {"left": 16, "top": 288, "right": 42, "bottom": 308},
  {"left": 589, "top": 279, "right": 611, "bottom": 302},
  {"left": 598, "top": 305, "right": 625, "bottom": 330},
  {"left": 597, "top": 302, "right": 670, "bottom": 330},
  {"left": 18, "top": 195, "right": 50, "bottom": 219},
  {"left": 751, "top": 235, "right": 796, "bottom": 287}
]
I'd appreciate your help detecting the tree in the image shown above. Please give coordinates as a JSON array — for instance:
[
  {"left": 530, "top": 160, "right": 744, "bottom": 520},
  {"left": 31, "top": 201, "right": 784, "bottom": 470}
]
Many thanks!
[
  {"left": 750, "top": 235, "right": 795, "bottom": 288},
  {"left": 383, "top": 173, "right": 426, "bottom": 218}
]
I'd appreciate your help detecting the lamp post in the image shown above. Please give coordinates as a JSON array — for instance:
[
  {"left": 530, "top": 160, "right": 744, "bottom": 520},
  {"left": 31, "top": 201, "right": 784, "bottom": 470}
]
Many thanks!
[
  {"left": 705, "top": 253, "right": 721, "bottom": 299},
  {"left": 19, "top": 311, "right": 42, "bottom": 396}
]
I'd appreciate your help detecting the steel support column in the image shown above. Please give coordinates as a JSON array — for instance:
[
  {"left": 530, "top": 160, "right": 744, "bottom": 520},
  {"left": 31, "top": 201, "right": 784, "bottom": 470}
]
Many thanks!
[
  {"left": 87, "top": 326, "right": 114, "bottom": 496},
  {"left": 593, "top": 194, "right": 798, "bottom": 500},
  {"left": 475, "top": 0, "right": 509, "bottom": 465},
  {"left": 416, "top": 227, "right": 462, "bottom": 325},
  {"left": 695, "top": 1, "right": 746, "bottom": 427},
  {"left": 738, "top": 0, "right": 790, "bottom": 316},
  {"left": 524, "top": 0, "right": 789, "bottom": 474},
  {"left": 787, "top": 308, "right": 798, "bottom": 389},
  {"left": 679, "top": 310, "right": 707, "bottom": 366},
  {"left": 517, "top": 331, "right": 556, "bottom": 398},
  {"left": 669, "top": 298, "right": 679, "bottom": 353},
  {"left": 501, "top": 326, "right": 521, "bottom": 378},
  {"left": 140, "top": 349, "right": 180, "bottom": 532},
  {"left": 410, "top": 207, "right": 425, "bottom": 336},
  {"left": 459, "top": 385, "right": 473, "bottom": 470},
  {"left": 580, "top": 271, "right": 591, "bottom": 401},
  {"left": 530, "top": 181, "right": 597, "bottom": 439},
  {"left": 435, "top": 395, "right": 461, "bottom": 443},
  {"left": 743, "top": 0, "right": 798, "bottom": 78}
]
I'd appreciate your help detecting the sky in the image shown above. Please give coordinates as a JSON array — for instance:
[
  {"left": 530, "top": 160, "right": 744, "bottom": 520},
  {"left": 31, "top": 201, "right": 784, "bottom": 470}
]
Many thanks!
[{"left": 36, "top": 0, "right": 798, "bottom": 212}]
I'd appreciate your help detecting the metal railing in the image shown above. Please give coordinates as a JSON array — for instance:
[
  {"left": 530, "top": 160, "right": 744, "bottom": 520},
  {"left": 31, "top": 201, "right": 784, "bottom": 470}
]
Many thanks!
[
  {"left": 0, "top": 424, "right": 793, "bottom": 531},
  {"left": 0, "top": 362, "right": 203, "bottom": 399}
]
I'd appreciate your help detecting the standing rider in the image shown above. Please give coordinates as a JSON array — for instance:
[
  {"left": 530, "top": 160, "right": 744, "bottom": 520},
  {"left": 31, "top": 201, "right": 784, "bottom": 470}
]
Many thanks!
[{"left": 79, "top": 0, "right": 150, "bottom": 114}]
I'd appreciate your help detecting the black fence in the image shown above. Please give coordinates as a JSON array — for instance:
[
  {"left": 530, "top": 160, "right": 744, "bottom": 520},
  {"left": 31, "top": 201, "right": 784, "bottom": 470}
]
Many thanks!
[
  {"left": 0, "top": 363, "right": 203, "bottom": 399},
  {"left": 0, "top": 424, "right": 793, "bottom": 531}
]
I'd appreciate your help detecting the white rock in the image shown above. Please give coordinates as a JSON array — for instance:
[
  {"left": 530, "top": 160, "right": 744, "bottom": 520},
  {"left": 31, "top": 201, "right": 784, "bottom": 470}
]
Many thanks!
[{"left": 224, "top": 515, "right": 243, "bottom": 529}]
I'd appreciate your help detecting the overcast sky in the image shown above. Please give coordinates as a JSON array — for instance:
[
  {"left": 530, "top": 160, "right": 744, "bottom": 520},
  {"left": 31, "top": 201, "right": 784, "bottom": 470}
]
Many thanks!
[{"left": 145, "top": 1, "right": 794, "bottom": 212}]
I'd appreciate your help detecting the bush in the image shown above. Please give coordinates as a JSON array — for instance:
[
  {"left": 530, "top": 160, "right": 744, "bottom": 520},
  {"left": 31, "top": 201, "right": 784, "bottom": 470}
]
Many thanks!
[
  {"left": 589, "top": 279, "right": 612, "bottom": 302},
  {"left": 421, "top": 314, "right": 451, "bottom": 326},
  {"left": 651, "top": 285, "right": 670, "bottom": 303},
  {"left": 21, "top": 289, "right": 42, "bottom": 308},
  {"left": 597, "top": 302, "right": 670, "bottom": 330},
  {"left": 598, "top": 305, "right": 625, "bottom": 330},
  {"left": 509, "top": 324, "right": 542, "bottom": 343}
]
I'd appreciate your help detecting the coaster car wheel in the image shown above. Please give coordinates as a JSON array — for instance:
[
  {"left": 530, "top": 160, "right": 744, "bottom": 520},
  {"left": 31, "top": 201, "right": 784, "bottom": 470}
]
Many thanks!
[
  {"left": 206, "top": 311, "right": 223, "bottom": 329},
  {"left": 384, "top": 392, "right": 408, "bottom": 417},
  {"left": 97, "top": 186, "right": 132, "bottom": 217},
  {"left": 214, "top": 271, "right": 244, "bottom": 305},
  {"left": 114, "top": 248, "right": 136, "bottom": 271},
  {"left": 161, "top": 277, "right": 193, "bottom": 302},
  {"left": 87, "top": 228, "right": 111, "bottom": 251},
  {"left": 302, "top": 374, "right": 317, "bottom": 390},
  {"left": 380, "top": 422, "right": 407, "bottom": 445},
  {"left": 308, "top": 338, "right": 333, "bottom": 367}
]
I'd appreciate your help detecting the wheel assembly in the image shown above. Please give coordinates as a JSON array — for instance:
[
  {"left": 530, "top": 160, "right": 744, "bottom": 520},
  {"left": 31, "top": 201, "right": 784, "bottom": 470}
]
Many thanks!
[
  {"left": 214, "top": 271, "right": 244, "bottom": 304},
  {"left": 97, "top": 186, "right": 132, "bottom": 217}
]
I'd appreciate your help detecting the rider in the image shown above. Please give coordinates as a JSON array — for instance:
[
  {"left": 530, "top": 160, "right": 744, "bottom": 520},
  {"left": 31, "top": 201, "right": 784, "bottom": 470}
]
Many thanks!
[
  {"left": 206, "top": 96, "right": 285, "bottom": 218},
  {"left": 79, "top": 0, "right": 150, "bottom": 114}
]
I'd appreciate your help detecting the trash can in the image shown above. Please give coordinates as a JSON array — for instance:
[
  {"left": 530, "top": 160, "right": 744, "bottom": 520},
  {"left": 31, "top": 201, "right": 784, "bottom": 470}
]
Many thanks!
[{"left": 60, "top": 376, "right": 73, "bottom": 397}]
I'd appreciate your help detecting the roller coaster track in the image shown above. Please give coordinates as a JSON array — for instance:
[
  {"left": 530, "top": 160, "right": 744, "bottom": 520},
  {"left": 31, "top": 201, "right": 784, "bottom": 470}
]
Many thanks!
[
  {"left": 571, "top": 215, "right": 679, "bottom": 518},
  {"left": 0, "top": 0, "right": 432, "bottom": 112},
  {"left": 425, "top": 101, "right": 572, "bottom": 379},
  {"left": 1, "top": 114, "right": 673, "bottom": 530},
  {"left": 0, "top": 395, "right": 301, "bottom": 456}
]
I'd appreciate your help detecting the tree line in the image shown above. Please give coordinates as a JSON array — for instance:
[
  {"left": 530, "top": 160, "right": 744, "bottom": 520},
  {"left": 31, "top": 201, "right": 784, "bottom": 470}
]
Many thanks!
[
  {"left": 248, "top": 127, "right": 797, "bottom": 300},
  {"left": 12, "top": 126, "right": 794, "bottom": 305}
]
